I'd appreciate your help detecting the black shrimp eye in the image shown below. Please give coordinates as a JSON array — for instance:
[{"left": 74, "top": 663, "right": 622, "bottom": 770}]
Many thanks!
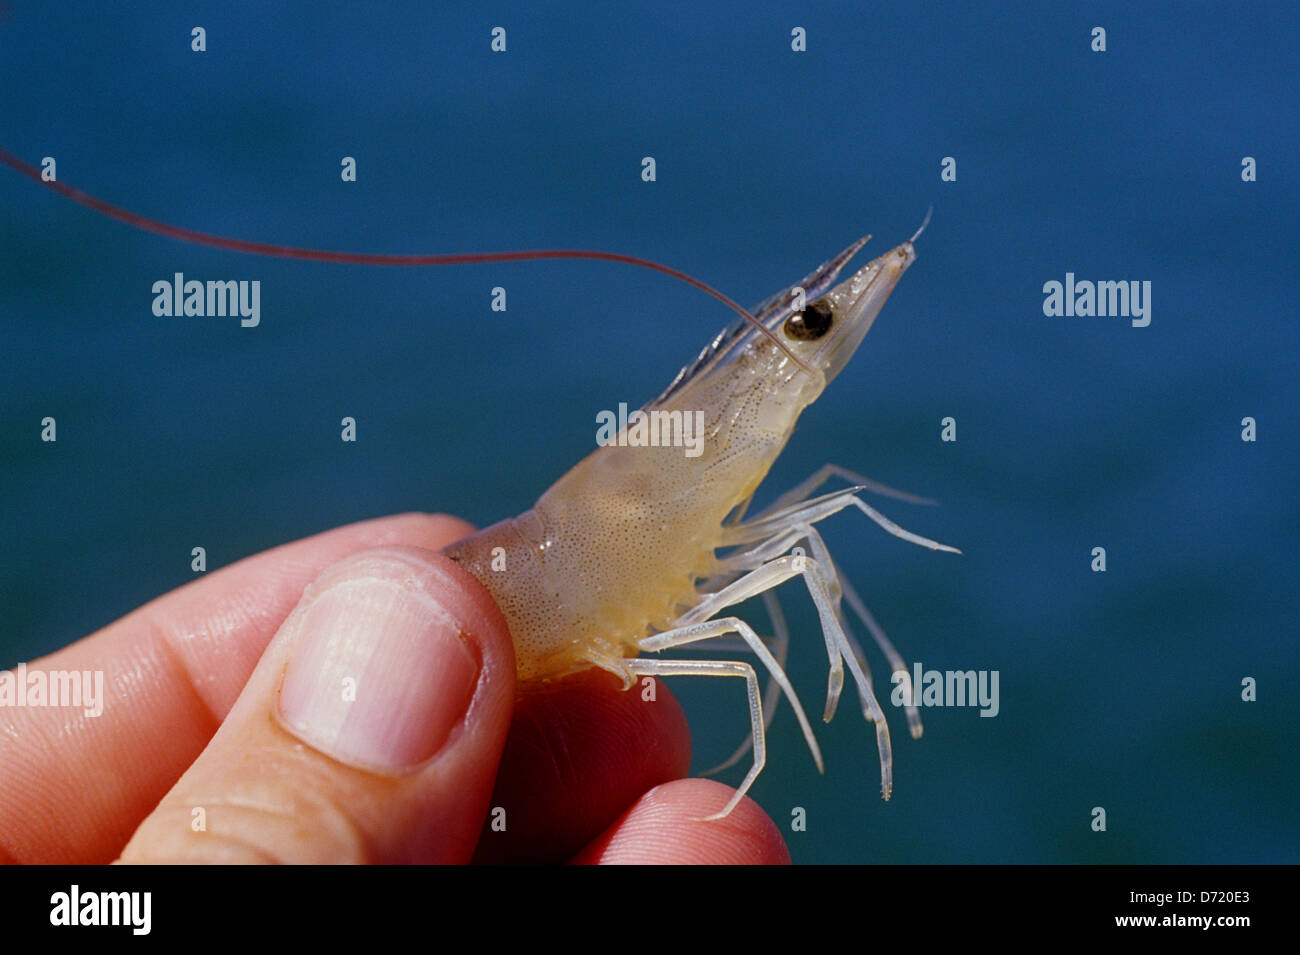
[{"left": 783, "top": 299, "right": 834, "bottom": 341}]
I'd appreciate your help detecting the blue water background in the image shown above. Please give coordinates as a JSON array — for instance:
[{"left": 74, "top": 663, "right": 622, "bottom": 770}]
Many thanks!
[{"left": 2, "top": 2, "right": 1297, "bottom": 862}]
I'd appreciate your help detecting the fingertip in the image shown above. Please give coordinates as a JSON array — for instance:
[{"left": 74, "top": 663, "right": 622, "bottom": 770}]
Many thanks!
[
  {"left": 382, "top": 513, "right": 479, "bottom": 551},
  {"left": 571, "top": 778, "right": 791, "bottom": 865}
]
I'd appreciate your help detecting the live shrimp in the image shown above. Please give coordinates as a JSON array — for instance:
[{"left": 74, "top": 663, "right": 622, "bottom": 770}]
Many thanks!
[
  {"left": 444, "top": 221, "right": 959, "bottom": 819},
  {"left": 2, "top": 149, "right": 958, "bottom": 819}
]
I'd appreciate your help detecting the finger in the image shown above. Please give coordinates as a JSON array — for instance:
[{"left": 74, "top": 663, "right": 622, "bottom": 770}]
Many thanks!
[
  {"left": 0, "top": 513, "right": 474, "bottom": 864},
  {"left": 570, "top": 778, "right": 791, "bottom": 865},
  {"left": 471, "top": 670, "right": 692, "bottom": 864},
  {"left": 119, "top": 546, "right": 515, "bottom": 864}
]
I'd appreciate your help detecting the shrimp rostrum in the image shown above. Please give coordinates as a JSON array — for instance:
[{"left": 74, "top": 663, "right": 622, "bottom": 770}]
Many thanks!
[{"left": 444, "top": 226, "right": 959, "bottom": 819}]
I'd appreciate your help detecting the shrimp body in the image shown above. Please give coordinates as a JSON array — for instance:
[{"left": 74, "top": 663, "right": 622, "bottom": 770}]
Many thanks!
[
  {"left": 443, "top": 339, "right": 818, "bottom": 683},
  {"left": 444, "top": 230, "right": 957, "bottom": 817}
]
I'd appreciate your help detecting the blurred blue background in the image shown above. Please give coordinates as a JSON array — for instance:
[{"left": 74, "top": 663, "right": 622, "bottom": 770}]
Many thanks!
[{"left": 2, "top": 2, "right": 1297, "bottom": 863}]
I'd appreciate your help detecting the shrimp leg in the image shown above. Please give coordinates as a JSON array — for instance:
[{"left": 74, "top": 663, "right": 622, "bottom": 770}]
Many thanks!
[
  {"left": 716, "top": 522, "right": 868, "bottom": 722},
  {"left": 728, "top": 519, "right": 925, "bottom": 739},
  {"left": 755, "top": 463, "right": 938, "bottom": 518},
  {"left": 724, "top": 464, "right": 951, "bottom": 733},
  {"left": 832, "top": 556, "right": 924, "bottom": 739},
  {"left": 680, "top": 554, "right": 850, "bottom": 720},
  {"left": 670, "top": 594, "right": 794, "bottom": 776},
  {"left": 701, "top": 592, "right": 789, "bottom": 776},
  {"left": 700, "top": 533, "right": 847, "bottom": 773},
  {"left": 623, "top": 658, "right": 764, "bottom": 821},
  {"left": 726, "top": 485, "right": 961, "bottom": 554},
  {"left": 638, "top": 615, "right": 823, "bottom": 773},
  {"left": 697, "top": 535, "right": 906, "bottom": 798},
  {"left": 655, "top": 555, "right": 898, "bottom": 799}
]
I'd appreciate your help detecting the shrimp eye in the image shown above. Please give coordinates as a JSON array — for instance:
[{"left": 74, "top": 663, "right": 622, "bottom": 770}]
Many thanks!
[{"left": 783, "top": 299, "right": 834, "bottom": 341}]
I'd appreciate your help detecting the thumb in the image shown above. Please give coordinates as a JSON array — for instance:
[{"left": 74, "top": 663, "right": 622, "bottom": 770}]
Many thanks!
[{"left": 118, "top": 546, "right": 516, "bottom": 864}]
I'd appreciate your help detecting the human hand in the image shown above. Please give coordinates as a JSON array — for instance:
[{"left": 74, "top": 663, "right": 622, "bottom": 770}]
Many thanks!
[{"left": 0, "top": 514, "right": 789, "bottom": 864}]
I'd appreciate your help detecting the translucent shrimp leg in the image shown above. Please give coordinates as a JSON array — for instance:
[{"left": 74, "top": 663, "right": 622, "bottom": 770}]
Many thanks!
[
  {"left": 723, "top": 465, "right": 955, "bottom": 732},
  {"left": 727, "top": 485, "right": 962, "bottom": 555},
  {"left": 755, "top": 464, "right": 939, "bottom": 518},
  {"left": 623, "top": 658, "right": 763, "bottom": 821},
  {"left": 832, "top": 556, "right": 925, "bottom": 739},
  {"left": 701, "top": 592, "right": 789, "bottom": 776},
  {"left": 704, "top": 501, "right": 954, "bottom": 797},
  {"left": 699, "top": 544, "right": 843, "bottom": 775},
  {"left": 669, "top": 595, "right": 792, "bottom": 777},
  {"left": 700, "top": 528, "right": 902, "bottom": 797},
  {"left": 654, "top": 554, "right": 897, "bottom": 799},
  {"left": 638, "top": 614, "right": 823, "bottom": 774},
  {"left": 717, "top": 521, "right": 921, "bottom": 735},
  {"left": 716, "top": 522, "right": 866, "bottom": 722},
  {"left": 679, "top": 554, "right": 851, "bottom": 721}
]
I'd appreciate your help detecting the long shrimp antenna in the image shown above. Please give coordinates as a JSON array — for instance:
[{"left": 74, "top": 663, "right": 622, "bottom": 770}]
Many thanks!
[
  {"left": 909, "top": 205, "right": 933, "bottom": 244},
  {"left": 0, "top": 147, "right": 815, "bottom": 375}
]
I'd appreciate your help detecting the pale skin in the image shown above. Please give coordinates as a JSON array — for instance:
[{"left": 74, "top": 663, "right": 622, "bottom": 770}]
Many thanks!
[{"left": 0, "top": 513, "right": 790, "bottom": 865}]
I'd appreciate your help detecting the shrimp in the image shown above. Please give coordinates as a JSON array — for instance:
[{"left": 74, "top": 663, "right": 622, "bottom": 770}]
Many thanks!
[
  {"left": 0, "top": 147, "right": 957, "bottom": 817},
  {"left": 443, "top": 224, "right": 960, "bottom": 819}
]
